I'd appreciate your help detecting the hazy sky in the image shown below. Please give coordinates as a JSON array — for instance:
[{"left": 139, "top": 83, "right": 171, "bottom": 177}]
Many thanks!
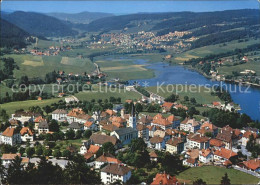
[{"left": 2, "top": 1, "right": 259, "bottom": 14}]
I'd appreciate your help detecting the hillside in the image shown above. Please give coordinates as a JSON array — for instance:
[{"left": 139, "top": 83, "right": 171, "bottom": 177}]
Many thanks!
[
  {"left": 2, "top": 11, "right": 78, "bottom": 37},
  {"left": 47, "top": 11, "right": 114, "bottom": 24},
  {"left": 82, "top": 9, "right": 259, "bottom": 48},
  {"left": 0, "top": 18, "right": 30, "bottom": 48}
]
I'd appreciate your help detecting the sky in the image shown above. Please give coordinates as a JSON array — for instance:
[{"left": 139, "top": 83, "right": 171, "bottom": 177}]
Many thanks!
[{"left": 1, "top": 1, "right": 259, "bottom": 14}]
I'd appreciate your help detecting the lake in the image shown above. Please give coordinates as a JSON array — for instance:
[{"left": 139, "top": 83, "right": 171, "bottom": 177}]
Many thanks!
[{"left": 128, "top": 59, "right": 260, "bottom": 121}]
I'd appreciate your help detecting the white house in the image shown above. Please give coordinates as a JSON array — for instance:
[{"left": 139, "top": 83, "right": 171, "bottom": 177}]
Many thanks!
[
  {"left": 1, "top": 127, "right": 21, "bottom": 146},
  {"left": 213, "top": 148, "right": 237, "bottom": 163},
  {"left": 65, "top": 96, "right": 79, "bottom": 104},
  {"left": 20, "top": 127, "right": 34, "bottom": 142},
  {"left": 150, "top": 136, "right": 165, "bottom": 150},
  {"left": 183, "top": 158, "right": 198, "bottom": 167},
  {"left": 136, "top": 124, "right": 149, "bottom": 140},
  {"left": 199, "top": 149, "right": 213, "bottom": 163},
  {"left": 180, "top": 118, "right": 200, "bottom": 133},
  {"left": 110, "top": 127, "right": 138, "bottom": 146},
  {"left": 1, "top": 153, "right": 21, "bottom": 167},
  {"left": 100, "top": 163, "right": 131, "bottom": 184},
  {"left": 187, "top": 134, "right": 210, "bottom": 150},
  {"left": 95, "top": 155, "right": 121, "bottom": 169},
  {"left": 51, "top": 109, "right": 68, "bottom": 122},
  {"left": 67, "top": 122, "right": 84, "bottom": 132},
  {"left": 38, "top": 121, "right": 49, "bottom": 134},
  {"left": 241, "top": 131, "right": 257, "bottom": 146}
]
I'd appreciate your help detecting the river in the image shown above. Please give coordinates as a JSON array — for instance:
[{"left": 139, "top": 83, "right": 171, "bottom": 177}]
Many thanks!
[{"left": 127, "top": 59, "right": 260, "bottom": 121}]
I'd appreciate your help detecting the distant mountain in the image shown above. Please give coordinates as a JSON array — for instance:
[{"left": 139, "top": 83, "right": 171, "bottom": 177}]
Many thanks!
[
  {"left": 82, "top": 9, "right": 259, "bottom": 33},
  {"left": 46, "top": 11, "right": 114, "bottom": 24},
  {"left": 0, "top": 18, "right": 30, "bottom": 48},
  {"left": 2, "top": 11, "right": 78, "bottom": 37}
]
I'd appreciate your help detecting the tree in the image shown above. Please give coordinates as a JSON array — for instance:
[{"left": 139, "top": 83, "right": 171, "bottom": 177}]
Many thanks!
[
  {"left": 63, "top": 155, "right": 101, "bottom": 184},
  {"left": 62, "top": 150, "right": 72, "bottom": 159},
  {"left": 190, "top": 97, "right": 197, "bottom": 104},
  {"left": 184, "top": 96, "right": 189, "bottom": 102},
  {"left": 66, "top": 129, "right": 75, "bottom": 140},
  {"left": 102, "top": 142, "right": 115, "bottom": 155},
  {"left": 26, "top": 147, "right": 35, "bottom": 158},
  {"left": 165, "top": 94, "right": 178, "bottom": 103},
  {"left": 75, "top": 130, "right": 83, "bottom": 139},
  {"left": 53, "top": 149, "right": 61, "bottom": 159},
  {"left": 83, "top": 130, "right": 92, "bottom": 139},
  {"left": 5, "top": 156, "right": 26, "bottom": 184},
  {"left": 43, "top": 105, "right": 52, "bottom": 115},
  {"left": 43, "top": 149, "right": 52, "bottom": 156},
  {"left": 193, "top": 179, "right": 207, "bottom": 185},
  {"left": 35, "top": 146, "right": 43, "bottom": 156},
  {"left": 130, "top": 138, "right": 147, "bottom": 152},
  {"left": 49, "top": 119, "right": 60, "bottom": 132},
  {"left": 220, "top": 173, "right": 230, "bottom": 185}
]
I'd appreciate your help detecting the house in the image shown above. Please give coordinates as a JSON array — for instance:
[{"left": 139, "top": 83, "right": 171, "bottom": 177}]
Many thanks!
[
  {"left": 199, "top": 149, "right": 213, "bottom": 163},
  {"left": 150, "top": 93, "right": 164, "bottom": 104},
  {"left": 67, "top": 122, "right": 84, "bottom": 132},
  {"left": 51, "top": 109, "right": 68, "bottom": 122},
  {"left": 84, "top": 145, "right": 100, "bottom": 161},
  {"left": 187, "top": 134, "right": 210, "bottom": 150},
  {"left": 1, "top": 127, "right": 21, "bottom": 146},
  {"left": 241, "top": 131, "right": 257, "bottom": 146},
  {"left": 9, "top": 119, "right": 20, "bottom": 128},
  {"left": 166, "top": 137, "right": 185, "bottom": 154},
  {"left": 138, "top": 115, "right": 153, "bottom": 125},
  {"left": 84, "top": 121, "right": 98, "bottom": 131},
  {"left": 12, "top": 111, "right": 39, "bottom": 125},
  {"left": 38, "top": 121, "right": 49, "bottom": 134},
  {"left": 167, "top": 115, "right": 181, "bottom": 129},
  {"left": 105, "top": 109, "right": 116, "bottom": 117},
  {"left": 161, "top": 102, "right": 174, "bottom": 113},
  {"left": 136, "top": 124, "right": 149, "bottom": 140},
  {"left": 151, "top": 172, "right": 178, "bottom": 185},
  {"left": 240, "top": 159, "right": 260, "bottom": 173},
  {"left": 65, "top": 96, "right": 79, "bottom": 104},
  {"left": 110, "top": 127, "right": 138, "bottom": 146},
  {"left": 95, "top": 154, "right": 121, "bottom": 169},
  {"left": 213, "top": 148, "right": 237, "bottom": 164},
  {"left": 90, "top": 134, "right": 119, "bottom": 148},
  {"left": 215, "top": 126, "right": 239, "bottom": 149},
  {"left": 1, "top": 153, "right": 21, "bottom": 167},
  {"left": 151, "top": 114, "right": 172, "bottom": 130},
  {"left": 150, "top": 136, "right": 165, "bottom": 150},
  {"left": 180, "top": 118, "right": 200, "bottom": 133},
  {"left": 147, "top": 125, "right": 158, "bottom": 137},
  {"left": 20, "top": 127, "right": 34, "bottom": 142},
  {"left": 149, "top": 151, "right": 158, "bottom": 162},
  {"left": 199, "top": 122, "right": 218, "bottom": 137},
  {"left": 210, "top": 138, "right": 225, "bottom": 149},
  {"left": 80, "top": 140, "right": 89, "bottom": 155},
  {"left": 102, "top": 124, "right": 119, "bottom": 134},
  {"left": 34, "top": 116, "right": 46, "bottom": 130},
  {"left": 183, "top": 157, "right": 198, "bottom": 167},
  {"left": 67, "top": 109, "right": 93, "bottom": 124},
  {"left": 100, "top": 164, "right": 131, "bottom": 184}
]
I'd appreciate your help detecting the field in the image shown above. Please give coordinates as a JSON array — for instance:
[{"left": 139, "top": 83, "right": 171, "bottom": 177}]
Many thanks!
[
  {"left": 173, "top": 38, "right": 260, "bottom": 63},
  {"left": 3, "top": 54, "right": 95, "bottom": 79},
  {"left": 177, "top": 166, "right": 259, "bottom": 184},
  {"left": 147, "top": 85, "right": 222, "bottom": 105},
  {"left": 95, "top": 57, "right": 154, "bottom": 80},
  {"left": 0, "top": 86, "right": 141, "bottom": 115},
  {"left": 218, "top": 60, "right": 260, "bottom": 76}
]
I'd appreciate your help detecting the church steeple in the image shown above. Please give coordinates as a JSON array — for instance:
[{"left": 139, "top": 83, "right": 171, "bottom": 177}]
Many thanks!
[{"left": 129, "top": 103, "right": 136, "bottom": 129}]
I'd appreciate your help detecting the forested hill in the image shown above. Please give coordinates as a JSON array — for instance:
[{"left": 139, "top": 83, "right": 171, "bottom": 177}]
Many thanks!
[
  {"left": 2, "top": 11, "right": 78, "bottom": 37},
  {"left": 83, "top": 9, "right": 259, "bottom": 33},
  {"left": 46, "top": 11, "right": 114, "bottom": 24},
  {"left": 0, "top": 19, "right": 30, "bottom": 48}
]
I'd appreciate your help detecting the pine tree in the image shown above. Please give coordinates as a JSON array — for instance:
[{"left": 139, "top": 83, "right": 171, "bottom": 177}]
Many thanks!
[{"left": 220, "top": 173, "right": 231, "bottom": 185}]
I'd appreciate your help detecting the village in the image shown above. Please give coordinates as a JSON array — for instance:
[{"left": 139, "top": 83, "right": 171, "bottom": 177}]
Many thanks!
[{"left": 0, "top": 91, "right": 260, "bottom": 184}]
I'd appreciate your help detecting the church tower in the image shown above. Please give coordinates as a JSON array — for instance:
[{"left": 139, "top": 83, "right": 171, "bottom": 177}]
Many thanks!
[{"left": 129, "top": 103, "right": 136, "bottom": 129}]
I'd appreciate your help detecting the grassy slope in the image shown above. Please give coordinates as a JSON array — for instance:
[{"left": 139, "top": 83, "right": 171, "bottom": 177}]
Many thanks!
[
  {"left": 4, "top": 54, "right": 95, "bottom": 79},
  {"left": 177, "top": 166, "right": 259, "bottom": 184},
  {"left": 173, "top": 38, "right": 260, "bottom": 63},
  {"left": 147, "top": 85, "right": 221, "bottom": 105}
]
